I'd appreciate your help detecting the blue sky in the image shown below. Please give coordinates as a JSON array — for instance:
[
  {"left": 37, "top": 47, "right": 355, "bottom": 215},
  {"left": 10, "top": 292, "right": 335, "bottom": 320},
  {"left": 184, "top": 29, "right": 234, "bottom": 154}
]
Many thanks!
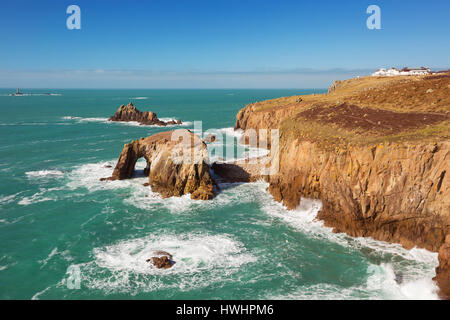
[{"left": 0, "top": 0, "right": 449, "bottom": 88}]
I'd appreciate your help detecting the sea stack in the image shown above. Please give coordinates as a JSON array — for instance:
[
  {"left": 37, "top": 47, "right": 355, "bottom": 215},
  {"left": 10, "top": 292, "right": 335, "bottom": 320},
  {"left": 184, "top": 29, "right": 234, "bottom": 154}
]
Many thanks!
[
  {"left": 102, "top": 129, "right": 215, "bottom": 200},
  {"left": 108, "top": 102, "right": 182, "bottom": 126}
]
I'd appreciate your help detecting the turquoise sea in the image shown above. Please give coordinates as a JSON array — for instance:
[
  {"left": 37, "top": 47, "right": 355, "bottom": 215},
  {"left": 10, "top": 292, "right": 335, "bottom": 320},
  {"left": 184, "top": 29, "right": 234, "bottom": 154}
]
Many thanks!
[{"left": 0, "top": 89, "right": 440, "bottom": 299}]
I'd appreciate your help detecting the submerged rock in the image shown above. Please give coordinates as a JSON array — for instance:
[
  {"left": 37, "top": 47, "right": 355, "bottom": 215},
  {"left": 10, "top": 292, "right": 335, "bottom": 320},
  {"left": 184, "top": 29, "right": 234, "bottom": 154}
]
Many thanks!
[
  {"left": 109, "top": 102, "right": 182, "bottom": 126},
  {"left": 102, "top": 129, "right": 215, "bottom": 200}
]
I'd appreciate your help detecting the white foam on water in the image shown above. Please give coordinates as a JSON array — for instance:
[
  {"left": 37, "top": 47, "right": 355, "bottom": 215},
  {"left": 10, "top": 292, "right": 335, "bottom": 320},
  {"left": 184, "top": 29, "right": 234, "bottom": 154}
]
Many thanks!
[
  {"left": 61, "top": 116, "right": 81, "bottom": 120},
  {"left": 65, "top": 159, "right": 250, "bottom": 214},
  {"left": 364, "top": 263, "right": 439, "bottom": 300},
  {"left": 256, "top": 181, "right": 440, "bottom": 300},
  {"left": 258, "top": 183, "right": 326, "bottom": 239},
  {"left": 266, "top": 283, "right": 363, "bottom": 300},
  {"left": 125, "top": 176, "right": 263, "bottom": 214},
  {"left": 0, "top": 193, "right": 20, "bottom": 205},
  {"left": 1, "top": 93, "right": 61, "bottom": 97},
  {"left": 215, "top": 127, "right": 243, "bottom": 139},
  {"left": 265, "top": 260, "right": 439, "bottom": 300},
  {"left": 61, "top": 116, "right": 108, "bottom": 123},
  {"left": 78, "top": 232, "right": 256, "bottom": 294},
  {"left": 114, "top": 119, "right": 193, "bottom": 128},
  {"left": 124, "top": 180, "right": 236, "bottom": 214},
  {"left": 79, "top": 117, "right": 110, "bottom": 123},
  {"left": 207, "top": 127, "right": 271, "bottom": 163},
  {"left": 38, "top": 247, "right": 59, "bottom": 268},
  {"left": 26, "top": 170, "right": 64, "bottom": 179},
  {"left": 130, "top": 97, "right": 148, "bottom": 100},
  {"left": 61, "top": 159, "right": 440, "bottom": 299},
  {"left": 61, "top": 116, "right": 192, "bottom": 128},
  {"left": 31, "top": 286, "right": 53, "bottom": 300},
  {"left": 66, "top": 160, "right": 123, "bottom": 192}
]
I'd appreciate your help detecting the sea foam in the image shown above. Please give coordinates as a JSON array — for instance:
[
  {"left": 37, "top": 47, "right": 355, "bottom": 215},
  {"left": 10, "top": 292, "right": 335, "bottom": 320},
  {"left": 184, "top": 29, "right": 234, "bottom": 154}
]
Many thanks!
[
  {"left": 77, "top": 232, "right": 256, "bottom": 294},
  {"left": 26, "top": 170, "right": 64, "bottom": 179},
  {"left": 61, "top": 116, "right": 192, "bottom": 128},
  {"left": 257, "top": 181, "right": 439, "bottom": 300}
]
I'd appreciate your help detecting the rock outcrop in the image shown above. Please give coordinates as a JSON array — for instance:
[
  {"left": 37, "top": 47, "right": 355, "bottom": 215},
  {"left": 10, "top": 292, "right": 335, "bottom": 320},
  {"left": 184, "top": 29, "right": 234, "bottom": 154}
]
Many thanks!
[
  {"left": 102, "top": 129, "right": 215, "bottom": 200},
  {"left": 109, "top": 102, "right": 182, "bottom": 126},
  {"left": 147, "top": 251, "right": 174, "bottom": 269},
  {"left": 234, "top": 72, "right": 450, "bottom": 297},
  {"left": 435, "top": 236, "right": 450, "bottom": 299}
]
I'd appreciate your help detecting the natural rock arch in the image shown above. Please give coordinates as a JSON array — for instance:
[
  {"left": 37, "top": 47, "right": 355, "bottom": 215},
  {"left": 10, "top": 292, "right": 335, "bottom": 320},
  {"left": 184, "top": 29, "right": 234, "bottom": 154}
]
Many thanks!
[{"left": 102, "top": 129, "right": 215, "bottom": 200}]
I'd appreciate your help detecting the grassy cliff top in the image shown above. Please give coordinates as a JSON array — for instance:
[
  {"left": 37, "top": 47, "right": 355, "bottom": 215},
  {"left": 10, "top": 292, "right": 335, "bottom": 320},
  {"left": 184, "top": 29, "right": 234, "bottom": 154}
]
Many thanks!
[{"left": 251, "top": 72, "right": 450, "bottom": 148}]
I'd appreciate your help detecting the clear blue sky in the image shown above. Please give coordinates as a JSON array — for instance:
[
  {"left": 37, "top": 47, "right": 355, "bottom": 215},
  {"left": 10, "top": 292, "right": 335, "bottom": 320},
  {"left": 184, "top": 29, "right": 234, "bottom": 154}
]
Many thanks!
[{"left": 0, "top": 0, "right": 449, "bottom": 88}]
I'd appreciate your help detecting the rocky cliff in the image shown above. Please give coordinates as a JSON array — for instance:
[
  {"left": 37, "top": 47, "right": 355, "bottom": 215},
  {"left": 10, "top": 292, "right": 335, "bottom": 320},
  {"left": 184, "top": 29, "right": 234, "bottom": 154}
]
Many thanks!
[
  {"left": 234, "top": 73, "right": 450, "bottom": 297},
  {"left": 102, "top": 129, "right": 215, "bottom": 200},
  {"left": 109, "top": 102, "right": 182, "bottom": 126},
  {"left": 435, "top": 235, "right": 450, "bottom": 299}
]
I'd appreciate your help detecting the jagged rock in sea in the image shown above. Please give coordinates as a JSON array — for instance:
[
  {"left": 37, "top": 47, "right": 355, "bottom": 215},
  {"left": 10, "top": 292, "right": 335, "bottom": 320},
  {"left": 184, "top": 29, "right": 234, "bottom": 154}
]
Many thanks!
[
  {"left": 203, "top": 134, "right": 216, "bottom": 143},
  {"left": 233, "top": 72, "right": 450, "bottom": 297},
  {"left": 108, "top": 102, "right": 182, "bottom": 126},
  {"left": 147, "top": 251, "right": 174, "bottom": 269},
  {"left": 101, "top": 129, "right": 215, "bottom": 200},
  {"left": 435, "top": 236, "right": 450, "bottom": 299}
]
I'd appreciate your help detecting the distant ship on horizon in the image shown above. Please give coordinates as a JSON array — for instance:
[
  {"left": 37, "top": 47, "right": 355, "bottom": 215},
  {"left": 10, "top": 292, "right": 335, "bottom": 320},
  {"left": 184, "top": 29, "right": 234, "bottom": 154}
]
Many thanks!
[
  {"left": 9, "top": 88, "right": 61, "bottom": 96},
  {"left": 10, "top": 88, "right": 24, "bottom": 96}
]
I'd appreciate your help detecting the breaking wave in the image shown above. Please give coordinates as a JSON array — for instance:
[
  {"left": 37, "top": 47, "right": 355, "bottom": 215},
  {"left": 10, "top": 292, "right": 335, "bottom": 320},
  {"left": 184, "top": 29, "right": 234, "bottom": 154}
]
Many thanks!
[
  {"left": 19, "top": 158, "right": 441, "bottom": 299},
  {"left": 26, "top": 170, "right": 64, "bottom": 179},
  {"left": 61, "top": 116, "right": 192, "bottom": 127},
  {"left": 77, "top": 232, "right": 256, "bottom": 294}
]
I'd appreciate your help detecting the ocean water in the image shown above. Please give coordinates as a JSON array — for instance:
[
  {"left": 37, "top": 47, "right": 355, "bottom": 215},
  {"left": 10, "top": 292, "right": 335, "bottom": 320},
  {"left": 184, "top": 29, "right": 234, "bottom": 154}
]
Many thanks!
[{"left": 0, "top": 89, "right": 440, "bottom": 300}]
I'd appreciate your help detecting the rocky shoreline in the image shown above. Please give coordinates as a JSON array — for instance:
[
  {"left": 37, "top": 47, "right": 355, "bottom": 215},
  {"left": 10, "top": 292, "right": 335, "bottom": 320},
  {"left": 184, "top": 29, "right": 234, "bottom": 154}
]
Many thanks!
[{"left": 101, "top": 129, "right": 215, "bottom": 200}]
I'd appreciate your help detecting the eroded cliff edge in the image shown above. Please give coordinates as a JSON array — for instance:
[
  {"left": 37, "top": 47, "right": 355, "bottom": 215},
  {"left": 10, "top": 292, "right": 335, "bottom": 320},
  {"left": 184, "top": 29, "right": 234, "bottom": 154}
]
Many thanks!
[{"left": 235, "top": 73, "right": 450, "bottom": 297}]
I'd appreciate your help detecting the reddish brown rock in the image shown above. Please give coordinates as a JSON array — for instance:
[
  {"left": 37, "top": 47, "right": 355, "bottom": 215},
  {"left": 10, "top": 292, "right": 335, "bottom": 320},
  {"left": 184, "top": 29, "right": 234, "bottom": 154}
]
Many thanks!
[
  {"left": 146, "top": 251, "right": 174, "bottom": 269},
  {"left": 435, "top": 236, "right": 450, "bottom": 299},
  {"left": 151, "top": 256, "right": 172, "bottom": 269},
  {"left": 103, "top": 129, "right": 216, "bottom": 200},
  {"left": 109, "top": 102, "right": 182, "bottom": 126}
]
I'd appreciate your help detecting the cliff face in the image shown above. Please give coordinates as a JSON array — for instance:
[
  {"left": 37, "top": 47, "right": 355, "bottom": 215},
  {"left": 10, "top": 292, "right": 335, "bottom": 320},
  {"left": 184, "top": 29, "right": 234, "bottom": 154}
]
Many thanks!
[
  {"left": 103, "top": 129, "right": 215, "bottom": 200},
  {"left": 234, "top": 73, "right": 450, "bottom": 297},
  {"left": 109, "top": 102, "right": 182, "bottom": 126},
  {"left": 268, "top": 139, "right": 449, "bottom": 251}
]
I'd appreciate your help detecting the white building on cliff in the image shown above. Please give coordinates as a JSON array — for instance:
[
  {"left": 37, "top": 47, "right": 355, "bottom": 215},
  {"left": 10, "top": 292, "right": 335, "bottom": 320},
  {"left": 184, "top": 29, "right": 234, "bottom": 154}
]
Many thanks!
[{"left": 372, "top": 67, "right": 431, "bottom": 77}]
